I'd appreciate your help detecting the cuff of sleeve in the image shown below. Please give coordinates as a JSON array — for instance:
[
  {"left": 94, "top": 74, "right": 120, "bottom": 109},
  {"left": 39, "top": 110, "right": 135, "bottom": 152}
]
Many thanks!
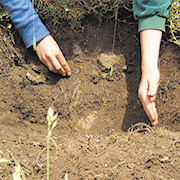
[
  {"left": 138, "top": 15, "right": 166, "bottom": 32},
  {"left": 18, "top": 18, "right": 50, "bottom": 48}
]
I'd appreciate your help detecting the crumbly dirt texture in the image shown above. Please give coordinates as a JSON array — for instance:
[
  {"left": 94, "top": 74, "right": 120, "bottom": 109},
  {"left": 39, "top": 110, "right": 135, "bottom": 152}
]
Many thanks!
[{"left": 0, "top": 15, "right": 180, "bottom": 179}]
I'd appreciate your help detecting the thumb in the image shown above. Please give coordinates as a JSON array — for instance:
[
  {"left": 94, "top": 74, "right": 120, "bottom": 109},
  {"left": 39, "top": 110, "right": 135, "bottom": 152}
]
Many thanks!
[{"left": 148, "top": 80, "right": 158, "bottom": 102}]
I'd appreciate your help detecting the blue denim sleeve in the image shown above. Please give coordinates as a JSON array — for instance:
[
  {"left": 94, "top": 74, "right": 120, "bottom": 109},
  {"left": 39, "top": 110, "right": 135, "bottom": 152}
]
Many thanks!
[{"left": 0, "top": 0, "right": 50, "bottom": 48}]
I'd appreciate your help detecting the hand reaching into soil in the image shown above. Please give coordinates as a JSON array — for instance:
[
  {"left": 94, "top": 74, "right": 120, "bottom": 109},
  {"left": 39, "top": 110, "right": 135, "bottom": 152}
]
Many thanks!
[
  {"left": 36, "top": 35, "right": 71, "bottom": 76},
  {"left": 138, "top": 68, "right": 160, "bottom": 126},
  {"left": 139, "top": 29, "right": 162, "bottom": 126}
]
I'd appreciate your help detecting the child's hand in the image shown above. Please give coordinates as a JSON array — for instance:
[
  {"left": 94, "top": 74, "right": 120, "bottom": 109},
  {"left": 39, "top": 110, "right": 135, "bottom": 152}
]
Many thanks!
[
  {"left": 138, "top": 68, "right": 160, "bottom": 126},
  {"left": 36, "top": 35, "right": 71, "bottom": 76}
]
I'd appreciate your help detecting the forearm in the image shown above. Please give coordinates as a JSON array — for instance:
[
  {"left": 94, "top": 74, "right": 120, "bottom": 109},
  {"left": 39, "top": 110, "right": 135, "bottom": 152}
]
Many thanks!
[
  {"left": 0, "top": 0, "right": 50, "bottom": 48},
  {"left": 140, "top": 29, "right": 162, "bottom": 73},
  {"left": 138, "top": 29, "right": 161, "bottom": 126}
]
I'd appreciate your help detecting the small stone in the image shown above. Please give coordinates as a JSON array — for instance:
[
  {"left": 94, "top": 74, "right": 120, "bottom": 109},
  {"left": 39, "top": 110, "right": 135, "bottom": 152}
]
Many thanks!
[
  {"left": 102, "top": 73, "right": 107, "bottom": 79},
  {"left": 127, "top": 163, "right": 135, "bottom": 169},
  {"left": 97, "top": 53, "right": 118, "bottom": 69},
  {"left": 75, "top": 112, "right": 97, "bottom": 131},
  {"left": 72, "top": 43, "right": 83, "bottom": 56},
  {"left": 26, "top": 72, "right": 46, "bottom": 84},
  {"left": 159, "top": 156, "right": 169, "bottom": 163},
  {"left": 121, "top": 65, "right": 127, "bottom": 71},
  {"left": 28, "top": 153, "right": 34, "bottom": 158}
]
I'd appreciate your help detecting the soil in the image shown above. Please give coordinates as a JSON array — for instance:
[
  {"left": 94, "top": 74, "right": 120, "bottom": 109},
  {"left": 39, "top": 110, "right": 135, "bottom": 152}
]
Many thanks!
[{"left": 0, "top": 13, "right": 180, "bottom": 180}]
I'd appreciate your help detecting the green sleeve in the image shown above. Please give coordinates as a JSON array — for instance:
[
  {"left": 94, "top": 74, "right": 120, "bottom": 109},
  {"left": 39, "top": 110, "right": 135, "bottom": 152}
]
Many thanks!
[{"left": 133, "top": 0, "right": 172, "bottom": 32}]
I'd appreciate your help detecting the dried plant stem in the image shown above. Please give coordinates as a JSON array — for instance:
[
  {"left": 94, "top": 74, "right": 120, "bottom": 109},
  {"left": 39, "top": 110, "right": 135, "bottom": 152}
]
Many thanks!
[
  {"left": 46, "top": 107, "right": 58, "bottom": 180},
  {"left": 47, "top": 124, "right": 50, "bottom": 180},
  {"left": 112, "top": 2, "right": 119, "bottom": 53}
]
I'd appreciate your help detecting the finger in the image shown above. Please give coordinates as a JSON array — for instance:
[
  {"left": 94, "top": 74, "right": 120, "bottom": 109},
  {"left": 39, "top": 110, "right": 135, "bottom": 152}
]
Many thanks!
[
  {"left": 148, "top": 79, "right": 159, "bottom": 101},
  {"left": 57, "top": 53, "right": 71, "bottom": 76},
  {"left": 43, "top": 59, "right": 58, "bottom": 73},
  {"left": 149, "top": 95, "right": 156, "bottom": 102},
  {"left": 138, "top": 88, "right": 158, "bottom": 126},
  {"left": 51, "top": 57, "right": 66, "bottom": 76},
  {"left": 143, "top": 101, "right": 158, "bottom": 126},
  {"left": 151, "top": 102, "right": 158, "bottom": 126}
]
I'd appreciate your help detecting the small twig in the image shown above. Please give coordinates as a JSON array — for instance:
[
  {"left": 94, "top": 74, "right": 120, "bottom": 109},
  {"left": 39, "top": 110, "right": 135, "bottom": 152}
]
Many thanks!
[
  {"left": 7, "top": 150, "right": 26, "bottom": 179},
  {"left": 112, "top": 1, "right": 119, "bottom": 53},
  {"left": 173, "top": 140, "right": 180, "bottom": 156},
  {"left": 123, "top": 4, "right": 132, "bottom": 12},
  {"left": 36, "top": 148, "right": 47, "bottom": 169},
  {"left": 128, "top": 122, "right": 153, "bottom": 136},
  {"left": 80, "top": 161, "right": 125, "bottom": 178},
  {"left": 68, "top": 82, "right": 81, "bottom": 126},
  {"left": 20, "top": 162, "right": 34, "bottom": 174},
  {"left": 50, "top": 137, "right": 59, "bottom": 154},
  {"left": 171, "top": 31, "right": 180, "bottom": 46},
  {"left": 60, "top": 85, "right": 67, "bottom": 103},
  {"left": 102, "top": 111, "right": 112, "bottom": 122},
  {"left": 70, "top": 157, "right": 81, "bottom": 173},
  {"left": 7, "top": 149, "right": 18, "bottom": 166}
]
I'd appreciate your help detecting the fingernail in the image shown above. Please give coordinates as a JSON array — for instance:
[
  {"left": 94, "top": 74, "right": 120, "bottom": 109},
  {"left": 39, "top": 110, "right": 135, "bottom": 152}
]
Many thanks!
[
  {"left": 148, "top": 91, "right": 154, "bottom": 96},
  {"left": 67, "top": 71, "right": 71, "bottom": 76}
]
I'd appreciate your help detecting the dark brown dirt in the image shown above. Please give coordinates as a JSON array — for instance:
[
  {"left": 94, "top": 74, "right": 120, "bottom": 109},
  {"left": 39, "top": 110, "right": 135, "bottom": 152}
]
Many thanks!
[{"left": 0, "top": 15, "right": 180, "bottom": 179}]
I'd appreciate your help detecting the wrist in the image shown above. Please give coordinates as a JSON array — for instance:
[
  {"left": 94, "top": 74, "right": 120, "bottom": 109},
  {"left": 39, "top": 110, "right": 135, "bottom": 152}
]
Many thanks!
[
  {"left": 142, "top": 63, "right": 158, "bottom": 71},
  {"left": 141, "top": 56, "right": 159, "bottom": 74},
  {"left": 141, "top": 63, "right": 159, "bottom": 75}
]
